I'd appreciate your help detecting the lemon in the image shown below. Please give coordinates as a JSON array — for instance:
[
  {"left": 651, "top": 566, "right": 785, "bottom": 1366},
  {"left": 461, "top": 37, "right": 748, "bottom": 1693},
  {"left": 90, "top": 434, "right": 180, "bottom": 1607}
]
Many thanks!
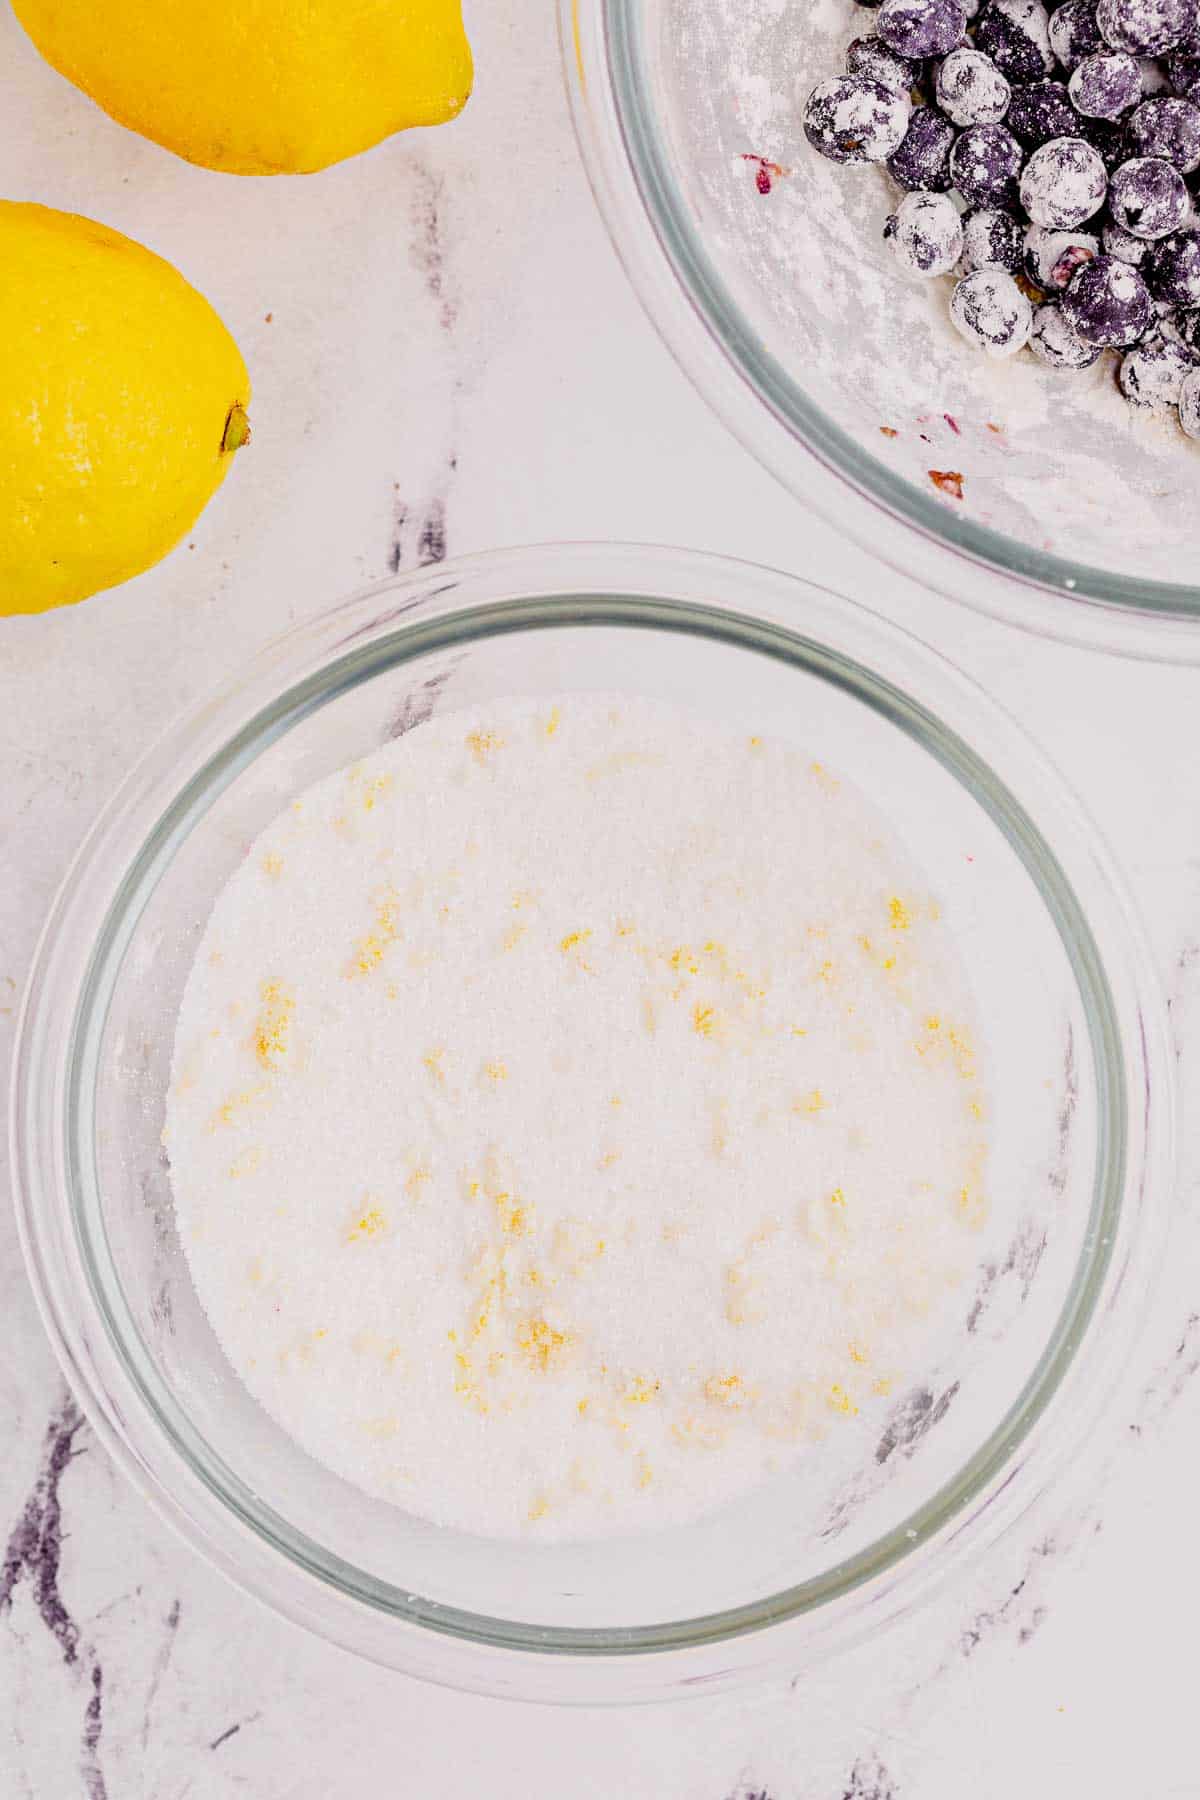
[
  {"left": 0, "top": 202, "right": 250, "bottom": 616},
  {"left": 12, "top": 0, "right": 473, "bottom": 176}
]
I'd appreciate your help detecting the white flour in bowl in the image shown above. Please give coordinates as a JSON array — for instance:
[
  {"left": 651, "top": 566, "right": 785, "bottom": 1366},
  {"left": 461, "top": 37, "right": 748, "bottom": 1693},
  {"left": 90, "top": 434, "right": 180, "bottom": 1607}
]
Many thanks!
[{"left": 165, "top": 697, "right": 989, "bottom": 1541}]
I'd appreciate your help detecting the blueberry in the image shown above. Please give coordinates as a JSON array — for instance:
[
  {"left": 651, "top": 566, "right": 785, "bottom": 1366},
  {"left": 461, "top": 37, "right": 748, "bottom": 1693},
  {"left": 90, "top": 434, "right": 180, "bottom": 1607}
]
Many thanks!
[
  {"left": 1172, "top": 305, "right": 1200, "bottom": 348},
  {"left": 1023, "top": 223, "right": 1102, "bottom": 284},
  {"left": 804, "top": 75, "right": 913, "bottom": 162},
  {"left": 1166, "top": 51, "right": 1200, "bottom": 100},
  {"left": 950, "top": 266, "right": 1035, "bottom": 351},
  {"left": 847, "top": 35, "right": 925, "bottom": 96},
  {"left": 1020, "top": 136, "right": 1109, "bottom": 224},
  {"left": 1119, "top": 330, "right": 1198, "bottom": 401},
  {"left": 1146, "top": 227, "right": 1200, "bottom": 301},
  {"left": 1069, "top": 50, "right": 1143, "bottom": 114},
  {"left": 1007, "top": 78, "right": 1079, "bottom": 145},
  {"left": 1179, "top": 364, "right": 1200, "bottom": 433},
  {"left": 975, "top": 0, "right": 1056, "bottom": 80},
  {"left": 1125, "top": 94, "right": 1200, "bottom": 168},
  {"left": 1062, "top": 251, "right": 1155, "bottom": 339},
  {"left": 936, "top": 46, "right": 1012, "bottom": 120},
  {"left": 884, "top": 189, "right": 967, "bottom": 271},
  {"left": 1108, "top": 154, "right": 1190, "bottom": 234},
  {"left": 1096, "top": 0, "right": 1190, "bottom": 54},
  {"left": 960, "top": 204, "right": 1027, "bottom": 270},
  {"left": 1104, "top": 218, "right": 1154, "bottom": 261},
  {"left": 878, "top": 0, "right": 970, "bottom": 57},
  {"left": 887, "top": 103, "right": 959, "bottom": 185},
  {"left": 950, "top": 120, "right": 1025, "bottom": 203},
  {"left": 1029, "top": 300, "right": 1105, "bottom": 361},
  {"left": 1078, "top": 113, "right": 1131, "bottom": 166},
  {"left": 1049, "top": 0, "right": 1105, "bottom": 68}
]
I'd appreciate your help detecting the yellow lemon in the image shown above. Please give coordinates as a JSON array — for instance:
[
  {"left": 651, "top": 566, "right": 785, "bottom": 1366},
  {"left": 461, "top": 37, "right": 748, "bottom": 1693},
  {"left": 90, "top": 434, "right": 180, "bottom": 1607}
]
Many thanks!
[
  {"left": 12, "top": 0, "right": 473, "bottom": 176},
  {"left": 0, "top": 202, "right": 250, "bottom": 615}
]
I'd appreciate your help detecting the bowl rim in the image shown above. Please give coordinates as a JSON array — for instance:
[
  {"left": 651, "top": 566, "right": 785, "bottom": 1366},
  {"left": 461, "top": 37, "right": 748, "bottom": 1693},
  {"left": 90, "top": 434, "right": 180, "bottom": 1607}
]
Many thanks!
[
  {"left": 561, "top": 0, "right": 1200, "bottom": 661},
  {"left": 10, "top": 542, "right": 1173, "bottom": 1700}
]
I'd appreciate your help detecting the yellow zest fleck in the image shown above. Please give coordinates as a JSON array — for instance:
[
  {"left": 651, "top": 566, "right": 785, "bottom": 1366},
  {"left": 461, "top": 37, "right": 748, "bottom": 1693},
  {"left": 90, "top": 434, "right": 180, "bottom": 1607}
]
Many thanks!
[
  {"left": 511, "top": 889, "right": 536, "bottom": 911},
  {"left": 810, "top": 761, "right": 840, "bottom": 794},
  {"left": 872, "top": 1376, "right": 893, "bottom": 1397},
  {"left": 597, "top": 1148, "right": 621, "bottom": 1171},
  {"left": 704, "top": 1373, "right": 750, "bottom": 1408},
  {"left": 466, "top": 1178, "right": 482, "bottom": 1200},
  {"left": 483, "top": 1059, "right": 508, "bottom": 1084},
  {"left": 313, "top": 1329, "right": 328, "bottom": 1342},
  {"left": 348, "top": 1206, "right": 387, "bottom": 1243},
  {"left": 925, "top": 1015, "right": 942, "bottom": 1033},
  {"left": 253, "top": 980, "right": 295, "bottom": 1072},
  {"left": 347, "top": 887, "right": 402, "bottom": 978},
  {"left": 848, "top": 1340, "right": 869, "bottom": 1365},
  {"left": 828, "top": 1383, "right": 858, "bottom": 1416},
  {"left": 502, "top": 923, "right": 526, "bottom": 952},
  {"left": 623, "top": 1376, "right": 660, "bottom": 1406},
  {"left": 466, "top": 729, "right": 505, "bottom": 765},
  {"left": 829, "top": 1186, "right": 846, "bottom": 1208},
  {"left": 748, "top": 735, "right": 763, "bottom": 750},
  {"left": 528, "top": 1494, "right": 550, "bottom": 1521},
  {"left": 817, "top": 959, "right": 835, "bottom": 984},
  {"left": 957, "top": 1185, "right": 989, "bottom": 1229},
  {"left": 692, "top": 1002, "right": 719, "bottom": 1039},
  {"left": 641, "top": 992, "right": 658, "bottom": 1036},
  {"left": 949, "top": 1027, "right": 977, "bottom": 1080},
  {"left": 423, "top": 1046, "right": 446, "bottom": 1086},
  {"left": 228, "top": 1146, "right": 262, "bottom": 1180},
  {"left": 888, "top": 896, "right": 912, "bottom": 931},
  {"left": 262, "top": 851, "right": 284, "bottom": 880},
  {"left": 968, "top": 1096, "right": 985, "bottom": 1121},
  {"left": 210, "top": 1083, "right": 269, "bottom": 1130},
  {"left": 559, "top": 929, "right": 592, "bottom": 954},
  {"left": 577, "top": 1396, "right": 590, "bottom": 1417},
  {"left": 359, "top": 773, "right": 392, "bottom": 811},
  {"left": 543, "top": 706, "right": 561, "bottom": 739},
  {"left": 790, "top": 1024, "right": 808, "bottom": 1038},
  {"left": 796, "top": 1088, "right": 827, "bottom": 1117},
  {"left": 615, "top": 919, "right": 636, "bottom": 938},
  {"left": 669, "top": 945, "right": 701, "bottom": 976},
  {"left": 635, "top": 1455, "right": 654, "bottom": 1490},
  {"left": 404, "top": 1164, "right": 432, "bottom": 1200},
  {"left": 494, "top": 1190, "right": 528, "bottom": 1237},
  {"left": 518, "top": 1317, "right": 571, "bottom": 1372}
]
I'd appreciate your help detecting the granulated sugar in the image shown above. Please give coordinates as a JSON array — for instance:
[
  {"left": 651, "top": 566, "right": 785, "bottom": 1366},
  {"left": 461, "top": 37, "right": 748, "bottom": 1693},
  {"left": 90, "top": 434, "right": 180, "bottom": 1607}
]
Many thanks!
[{"left": 166, "top": 697, "right": 988, "bottom": 1541}]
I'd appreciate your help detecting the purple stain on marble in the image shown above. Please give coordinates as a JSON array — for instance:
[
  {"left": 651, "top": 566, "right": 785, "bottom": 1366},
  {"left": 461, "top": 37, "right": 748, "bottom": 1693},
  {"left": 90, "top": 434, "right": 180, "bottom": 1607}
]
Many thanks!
[{"left": 841, "top": 1753, "right": 899, "bottom": 1799}]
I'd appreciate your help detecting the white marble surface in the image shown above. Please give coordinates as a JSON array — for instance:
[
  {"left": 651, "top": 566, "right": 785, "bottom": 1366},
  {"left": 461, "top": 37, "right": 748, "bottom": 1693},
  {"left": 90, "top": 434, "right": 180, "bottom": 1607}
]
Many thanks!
[{"left": 1, "top": 3, "right": 1199, "bottom": 1795}]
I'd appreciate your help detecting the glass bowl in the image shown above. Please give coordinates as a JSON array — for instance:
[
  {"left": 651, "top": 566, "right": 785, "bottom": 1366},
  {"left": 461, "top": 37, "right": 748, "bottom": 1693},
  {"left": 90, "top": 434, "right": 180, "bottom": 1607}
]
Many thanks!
[
  {"left": 11, "top": 544, "right": 1171, "bottom": 1700},
  {"left": 563, "top": 1, "right": 1200, "bottom": 657}
]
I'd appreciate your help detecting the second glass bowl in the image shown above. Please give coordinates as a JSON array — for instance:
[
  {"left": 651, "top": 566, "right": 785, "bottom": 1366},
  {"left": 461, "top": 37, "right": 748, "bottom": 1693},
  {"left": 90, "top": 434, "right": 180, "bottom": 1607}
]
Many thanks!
[{"left": 12, "top": 544, "right": 1170, "bottom": 1699}]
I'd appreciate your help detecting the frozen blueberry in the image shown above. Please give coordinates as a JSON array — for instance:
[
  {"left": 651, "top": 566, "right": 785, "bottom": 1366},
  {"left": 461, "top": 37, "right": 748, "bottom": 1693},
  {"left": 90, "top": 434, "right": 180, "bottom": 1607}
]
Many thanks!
[
  {"left": 1029, "top": 300, "right": 1105, "bottom": 361},
  {"left": 804, "top": 75, "right": 912, "bottom": 162},
  {"left": 1020, "top": 136, "right": 1109, "bottom": 224},
  {"left": 960, "top": 203, "right": 1027, "bottom": 270},
  {"left": 884, "top": 189, "right": 967, "bottom": 270},
  {"left": 1125, "top": 94, "right": 1200, "bottom": 168},
  {"left": 1023, "top": 223, "right": 1102, "bottom": 285},
  {"left": 975, "top": 0, "right": 1056, "bottom": 80},
  {"left": 1119, "top": 330, "right": 1198, "bottom": 401},
  {"left": 1146, "top": 227, "right": 1200, "bottom": 301},
  {"left": 878, "top": 0, "right": 969, "bottom": 56},
  {"left": 936, "top": 47, "right": 1012, "bottom": 121},
  {"left": 847, "top": 35, "right": 925, "bottom": 96},
  {"left": 950, "top": 120, "right": 1025, "bottom": 204},
  {"left": 1166, "top": 51, "right": 1200, "bottom": 101},
  {"left": 950, "top": 265, "right": 1035, "bottom": 351},
  {"left": 1108, "top": 154, "right": 1190, "bottom": 234},
  {"left": 1079, "top": 113, "right": 1131, "bottom": 167},
  {"left": 1007, "top": 78, "right": 1080, "bottom": 145},
  {"left": 1062, "top": 251, "right": 1154, "bottom": 338},
  {"left": 887, "top": 103, "right": 958, "bottom": 185},
  {"left": 1069, "top": 50, "right": 1143, "bottom": 114},
  {"left": 1096, "top": 0, "right": 1190, "bottom": 54},
  {"left": 1104, "top": 217, "right": 1154, "bottom": 260},
  {"left": 1179, "top": 364, "right": 1200, "bottom": 432},
  {"left": 1049, "top": 0, "right": 1105, "bottom": 68}
]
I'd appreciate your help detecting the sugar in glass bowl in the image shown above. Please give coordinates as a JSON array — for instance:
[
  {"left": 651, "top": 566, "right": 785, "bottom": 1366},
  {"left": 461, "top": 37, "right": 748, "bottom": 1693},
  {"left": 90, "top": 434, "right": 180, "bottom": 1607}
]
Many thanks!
[
  {"left": 563, "top": 0, "right": 1200, "bottom": 656},
  {"left": 12, "top": 545, "right": 1170, "bottom": 1700}
]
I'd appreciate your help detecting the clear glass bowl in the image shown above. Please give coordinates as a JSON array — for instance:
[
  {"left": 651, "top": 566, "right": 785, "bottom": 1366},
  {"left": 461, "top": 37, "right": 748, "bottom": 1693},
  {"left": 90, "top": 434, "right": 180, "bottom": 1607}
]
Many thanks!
[
  {"left": 11, "top": 545, "right": 1171, "bottom": 1700},
  {"left": 563, "top": 1, "right": 1200, "bottom": 657}
]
